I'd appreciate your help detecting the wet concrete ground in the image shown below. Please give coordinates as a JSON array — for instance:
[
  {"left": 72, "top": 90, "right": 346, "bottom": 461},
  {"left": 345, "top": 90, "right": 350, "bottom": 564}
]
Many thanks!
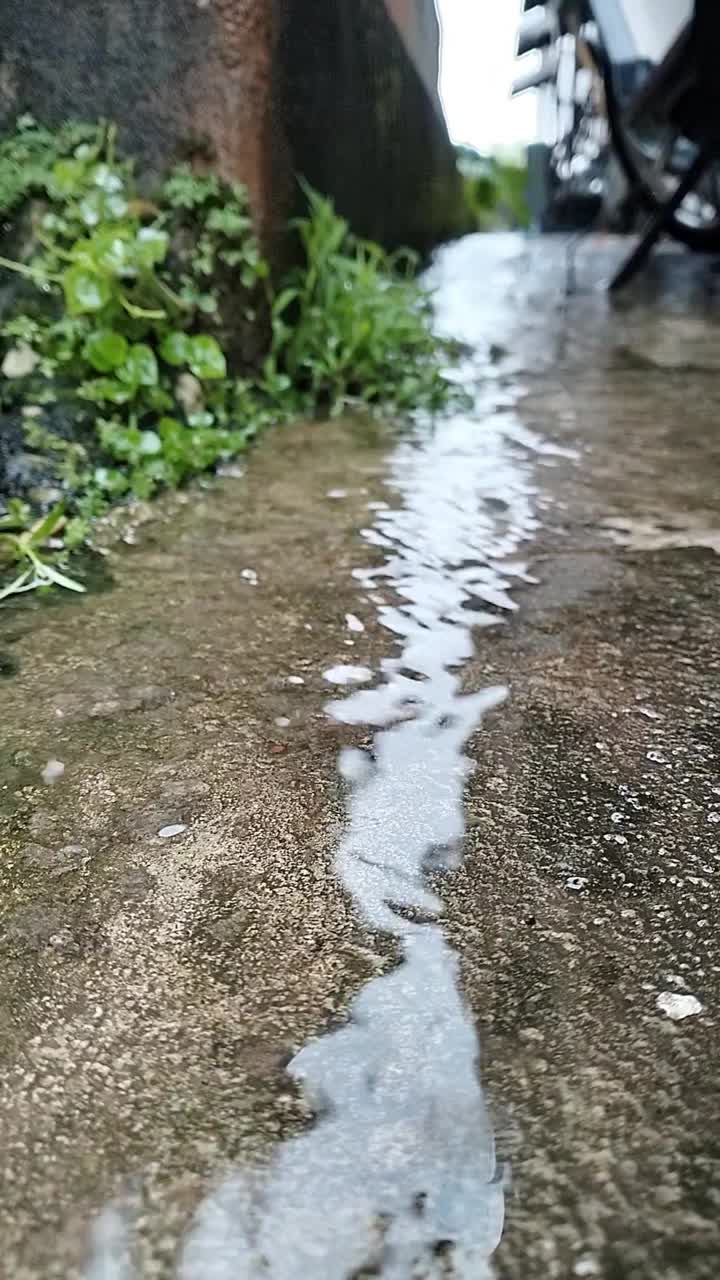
[{"left": 2, "top": 234, "right": 720, "bottom": 1278}]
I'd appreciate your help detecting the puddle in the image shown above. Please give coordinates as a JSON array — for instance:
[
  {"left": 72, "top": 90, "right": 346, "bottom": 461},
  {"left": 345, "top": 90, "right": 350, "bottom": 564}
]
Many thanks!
[{"left": 83, "top": 238, "right": 548, "bottom": 1277}]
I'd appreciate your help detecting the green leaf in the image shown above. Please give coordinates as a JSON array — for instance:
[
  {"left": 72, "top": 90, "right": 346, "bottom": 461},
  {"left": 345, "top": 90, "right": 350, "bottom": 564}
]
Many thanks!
[
  {"left": 188, "top": 335, "right": 227, "bottom": 380},
  {"left": 196, "top": 292, "right": 218, "bottom": 315},
  {"left": 119, "top": 344, "right": 158, "bottom": 387},
  {"left": 98, "top": 421, "right": 141, "bottom": 460},
  {"left": 0, "top": 567, "right": 34, "bottom": 603},
  {"left": 120, "top": 298, "right": 166, "bottom": 321},
  {"left": 86, "top": 225, "right": 133, "bottom": 273},
  {"left": 139, "top": 430, "right": 162, "bottom": 456},
  {"left": 127, "top": 468, "right": 157, "bottom": 500},
  {"left": 206, "top": 206, "right": 253, "bottom": 237},
  {"left": 141, "top": 458, "right": 176, "bottom": 486},
  {"left": 90, "top": 163, "right": 125, "bottom": 194},
  {"left": 47, "top": 158, "right": 87, "bottom": 198},
  {"left": 0, "top": 499, "right": 31, "bottom": 531},
  {"left": 145, "top": 385, "right": 175, "bottom": 411},
  {"left": 39, "top": 561, "right": 86, "bottom": 593},
  {"left": 27, "top": 503, "right": 65, "bottom": 549},
  {"left": 272, "top": 288, "right": 299, "bottom": 318},
  {"left": 135, "top": 227, "right": 169, "bottom": 268},
  {"left": 63, "top": 265, "right": 111, "bottom": 315},
  {"left": 158, "top": 416, "right": 184, "bottom": 447},
  {"left": 105, "top": 193, "right": 130, "bottom": 220},
  {"left": 93, "top": 467, "right": 130, "bottom": 496},
  {"left": 79, "top": 185, "right": 128, "bottom": 227},
  {"left": 160, "top": 331, "right": 192, "bottom": 366},
  {"left": 79, "top": 377, "right": 135, "bottom": 405},
  {"left": 62, "top": 517, "right": 90, "bottom": 551},
  {"left": 163, "top": 166, "right": 220, "bottom": 209},
  {"left": 84, "top": 330, "right": 128, "bottom": 372},
  {"left": 78, "top": 191, "right": 104, "bottom": 228}
]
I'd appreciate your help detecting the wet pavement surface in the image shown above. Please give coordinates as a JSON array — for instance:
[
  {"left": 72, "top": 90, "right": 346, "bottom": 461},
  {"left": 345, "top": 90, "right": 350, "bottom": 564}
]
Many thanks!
[{"left": 2, "top": 234, "right": 720, "bottom": 1277}]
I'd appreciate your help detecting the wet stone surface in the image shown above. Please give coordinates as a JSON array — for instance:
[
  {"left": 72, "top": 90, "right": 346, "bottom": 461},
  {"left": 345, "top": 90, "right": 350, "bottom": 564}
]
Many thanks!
[{"left": 1, "top": 235, "right": 720, "bottom": 1277}]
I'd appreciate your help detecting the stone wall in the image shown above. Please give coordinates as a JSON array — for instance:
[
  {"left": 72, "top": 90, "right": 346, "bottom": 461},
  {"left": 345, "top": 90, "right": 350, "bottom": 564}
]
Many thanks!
[
  {"left": 384, "top": 0, "right": 443, "bottom": 109},
  {"left": 0, "top": 0, "right": 464, "bottom": 252},
  {"left": 278, "top": 0, "right": 465, "bottom": 251},
  {"left": 0, "top": 1, "right": 283, "bottom": 238}
]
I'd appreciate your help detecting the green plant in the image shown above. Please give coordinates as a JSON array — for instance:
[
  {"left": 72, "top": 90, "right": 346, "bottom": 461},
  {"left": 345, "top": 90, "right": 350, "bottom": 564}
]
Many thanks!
[
  {"left": 0, "top": 500, "right": 84, "bottom": 601},
  {"left": 0, "top": 126, "right": 269, "bottom": 599},
  {"left": 265, "top": 183, "right": 459, "bottom": 416},
  {"left": 0, "top": 119, "right": 463, "bottom": 604},
  {"left": 0, "top": 114, "right": 100, "bottom": 219},
  {"left": 0, "top": 133, "right": 235, "bottom": 416},
  {"left": 493, "top": 159, "right": 530, "bottom": 228},
  {"left": 457, "top": 145, "right": 529, "bottom": 231}
]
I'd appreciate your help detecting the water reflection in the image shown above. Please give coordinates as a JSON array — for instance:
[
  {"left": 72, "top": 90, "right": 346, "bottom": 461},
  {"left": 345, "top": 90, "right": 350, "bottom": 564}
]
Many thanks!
[
  {"left": 175, "top": 392, "right": 535, "bottom": 1277},
  {"left": 173, "top": 934, "right": 502, "bottom": 1280},
  {"left": 86, "top": 238, "right": 544, "bottom": 1278}
]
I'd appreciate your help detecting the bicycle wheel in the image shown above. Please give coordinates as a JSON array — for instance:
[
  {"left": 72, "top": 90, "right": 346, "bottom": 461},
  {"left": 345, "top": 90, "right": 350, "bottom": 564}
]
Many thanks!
[{"left": 603, "top": 50, "right": 720, "bottom": 251}]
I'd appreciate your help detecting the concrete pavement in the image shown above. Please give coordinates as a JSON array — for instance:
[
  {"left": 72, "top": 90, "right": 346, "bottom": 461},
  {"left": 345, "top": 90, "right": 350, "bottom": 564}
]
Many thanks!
[{"left": 1, "top": 235, "right": 720, "bottom": 1278}]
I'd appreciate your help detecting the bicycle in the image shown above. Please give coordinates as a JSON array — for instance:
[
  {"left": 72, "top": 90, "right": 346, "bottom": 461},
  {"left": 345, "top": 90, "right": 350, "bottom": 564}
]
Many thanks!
[{"left": 514, "top": 1, "right": 720, "bottom": 278}]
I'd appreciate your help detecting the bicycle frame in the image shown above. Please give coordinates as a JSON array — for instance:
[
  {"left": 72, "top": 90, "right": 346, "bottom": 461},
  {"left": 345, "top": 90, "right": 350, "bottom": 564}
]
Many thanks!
[{"left": 514, "top": 2, "right": 692, "bottom": 103}]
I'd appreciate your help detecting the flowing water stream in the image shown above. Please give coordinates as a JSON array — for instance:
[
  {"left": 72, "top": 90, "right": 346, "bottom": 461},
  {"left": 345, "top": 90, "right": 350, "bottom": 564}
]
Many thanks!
[{"left": 86, "top": 236, "right": 555, "bottom": 1279}]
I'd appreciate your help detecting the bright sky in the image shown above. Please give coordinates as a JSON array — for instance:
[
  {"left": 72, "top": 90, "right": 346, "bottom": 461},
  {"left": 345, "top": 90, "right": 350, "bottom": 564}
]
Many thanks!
[{"left": 436, "top": 0, "right": 536, "bottom": 150}]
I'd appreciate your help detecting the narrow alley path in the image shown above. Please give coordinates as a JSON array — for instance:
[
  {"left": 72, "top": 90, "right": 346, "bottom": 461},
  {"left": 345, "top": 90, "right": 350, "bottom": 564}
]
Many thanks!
[{"left": 1, "top": 235, "right": 719, "bottom": 1279}]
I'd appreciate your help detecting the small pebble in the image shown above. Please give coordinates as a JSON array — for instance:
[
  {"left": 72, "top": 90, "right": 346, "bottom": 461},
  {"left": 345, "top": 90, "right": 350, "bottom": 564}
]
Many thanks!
[
  {"left": 656, "top": 992, "right": 702, "bottom": 1021},
  {"left": 175, "top": 372, "right": 203, "bottom": 415},
  {"left": 326, "top": 488, "right": 347, "bottom": 499},
  {"left": 287, "top": 676, "right": 305, "bottom": 686},
  {"left": 241, "top": 568, "right": 258, "bottom": 585},
  {"left": 41, "top": 759, "right": 65, "bottom": 786},
  {"left": 322, "top": 665, "right": 373, "bottom": 686},
  {"left": 275, "top": 717, "right": 291, "bottom": 729},
  {"left": 565, "top": 876, "right": 588, "bottom": 892},
  {"left": 158, "top": 824, "right": 187, "bottom": 839},
  {"left": 2, "top": 342, "right": 39, "bottom": 378},
  {"left": 574, "top": 1258, "right": 600, "bottom": 1278},
  {"left": 345, "top": 613, "right": 365, "bottom": 633}
]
